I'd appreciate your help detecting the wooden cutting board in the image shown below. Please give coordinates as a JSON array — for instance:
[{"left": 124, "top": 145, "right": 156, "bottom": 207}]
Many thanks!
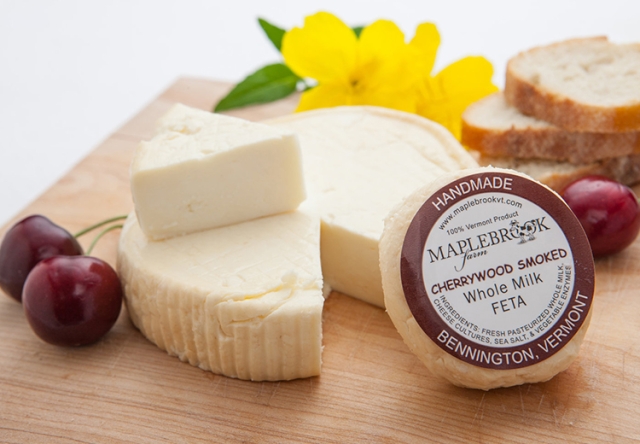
[{"left": 1, "top": 77, "right": 639, "bottom": 443}]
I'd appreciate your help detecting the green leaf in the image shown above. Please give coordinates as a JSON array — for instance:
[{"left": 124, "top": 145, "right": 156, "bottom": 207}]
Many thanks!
[
  {"left": 352, "top": 26, "right": 364, "bottom": 38},
  {"left": 258, "top": 18, "right": 286, "bottom": 51},
  {"left": 214, "top": 63, "right": 301, "bottom": 112}
]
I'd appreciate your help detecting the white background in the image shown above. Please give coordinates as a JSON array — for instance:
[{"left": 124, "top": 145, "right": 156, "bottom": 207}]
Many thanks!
[{"left": 2, "top": 0, "right": 639, "bottom": 225}]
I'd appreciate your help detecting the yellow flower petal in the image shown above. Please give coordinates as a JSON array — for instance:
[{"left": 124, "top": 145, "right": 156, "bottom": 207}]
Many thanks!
[
  {"left": 409, "top": 22, "right": 440, "bottom": 75},
  {"left": 352, "top": 20, "right": 419, "bottom": 110},
  {"left": 352, "top": 20, "right": 415, "bottom": 91},
  {"left": 360, "top": 19, "right": 405, "bottom": 51},
  {"left": 296, "top": 82, "right": 351, "bottom": 112},
  {"left": 418, "top": 56, "right": 498, "bottom": 139},
  {"left": 282, "top": 12, "right": 357, "bottom": 84},
  {"left": 350, "top": 86, "right": 416, "bottom": 112},
  {"left": 435, "top": 56, "right": 497, "bottom": 99},
  {"left": 296, "top": 79, "right": 416, "bottom": 113}
]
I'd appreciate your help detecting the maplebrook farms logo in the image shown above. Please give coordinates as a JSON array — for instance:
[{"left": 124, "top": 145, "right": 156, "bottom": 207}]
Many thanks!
[
  {"left": 510, "top": 220, "right": 538, "bottom": 244},
  {"left": 427, "top": 218, "right": 550, "bottom": 269}
]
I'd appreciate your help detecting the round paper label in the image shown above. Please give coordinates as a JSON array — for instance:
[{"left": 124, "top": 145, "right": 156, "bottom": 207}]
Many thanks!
[{"left": 400, "top": 172, "right": 594, "bottom": 370}]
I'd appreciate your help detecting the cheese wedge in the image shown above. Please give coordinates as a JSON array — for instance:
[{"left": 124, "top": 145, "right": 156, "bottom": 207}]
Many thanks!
[
  {"left": 130, "top": 104, "right": 306, "bottom": 240},
  {"left": 117, "top": 208, "right": 324, "bottom": 381},
  {"left": 269, "top": 107, "right": 477, "bottom": 307}
]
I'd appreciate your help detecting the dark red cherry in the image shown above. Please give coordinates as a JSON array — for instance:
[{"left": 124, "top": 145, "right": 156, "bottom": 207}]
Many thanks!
[
  {"left": 22, "top": 255, "right": 122, "bottom": 346},
  {"left": 0, "top": 215, "right": 83, "bottom": 302},
  {"left": 562, "top": 176, "right": 640, "bottom": 257}
]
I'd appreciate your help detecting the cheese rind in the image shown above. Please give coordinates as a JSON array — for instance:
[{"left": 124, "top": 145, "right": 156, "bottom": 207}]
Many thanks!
[
  {"left": 117, "top": 209, "right": 324, "bottom": 381},
  {"left": 269, "top": 106, "right": 477, "bottom": 306},
  {"left": 131, "top": 104, "right": 306, "bottom": 240}
]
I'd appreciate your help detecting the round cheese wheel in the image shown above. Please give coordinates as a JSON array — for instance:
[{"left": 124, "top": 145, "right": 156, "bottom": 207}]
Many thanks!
[
  {"left": 379, "top": 167, "right": 594, "bottom": 390},
  {"left": 269, "top": 106, "right": 478, "bottom": 307},
  {"left": 117, "top": 210, "right": 324, "bottom": 381}
]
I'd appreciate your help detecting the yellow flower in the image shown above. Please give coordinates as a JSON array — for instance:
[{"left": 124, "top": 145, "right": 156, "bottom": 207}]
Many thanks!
[
  {"left": 281, "top": 13, "right": 497, "bottom": 139},
  {"left": 410, "top": 23, "right": 498, "bottom": 139},
  {"left": 282, "top": 12, "right": 419, "bottom": 112}
]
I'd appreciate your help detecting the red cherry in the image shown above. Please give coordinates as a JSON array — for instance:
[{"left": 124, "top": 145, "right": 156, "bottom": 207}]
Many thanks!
[
  {"left": 0, "top": 215, "right": 83, "bottom": 302},
  {"left": 562, "top": 176, "right": 640, "bottom": 257},
  {"left": 22, "top": 256, "right": 122, "bottom": 346}
]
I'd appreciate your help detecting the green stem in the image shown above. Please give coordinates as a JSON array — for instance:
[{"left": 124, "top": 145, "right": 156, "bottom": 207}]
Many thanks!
[
  {"left": 86, "top": 225, "right": 124, "bottom": 256},
  {"left": 74, "top": 215, "right": 128, "bottom": 238}
]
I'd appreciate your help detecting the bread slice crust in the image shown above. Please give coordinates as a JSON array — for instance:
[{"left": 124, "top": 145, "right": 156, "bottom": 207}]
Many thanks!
[
  {"left": 505, "top": 37, "right": 640, "bottom": 133},
  {"left": 474, "top": 151, "right": 640, "bottom": 192},
  {"left": 462, "top": 93, "right": 640, "bottom": 163}
]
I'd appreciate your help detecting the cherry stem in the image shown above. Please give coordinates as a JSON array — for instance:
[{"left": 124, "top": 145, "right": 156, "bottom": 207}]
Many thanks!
[
  {"left": 74, "top": 215, "right": 128, "bottom": 238},
  {"left": 86, "top": 225, "right": 124, "bottom": 256}
]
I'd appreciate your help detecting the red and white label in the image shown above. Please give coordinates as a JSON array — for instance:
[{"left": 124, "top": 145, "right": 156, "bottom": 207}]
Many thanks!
[{"left": 400, "top": 172, "right": 594, "bottom": 370}]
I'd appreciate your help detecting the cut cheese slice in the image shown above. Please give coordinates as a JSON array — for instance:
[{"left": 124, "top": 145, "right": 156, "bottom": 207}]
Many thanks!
[
  {"left": 130, "top": 104, "right": 306, "bottom": 240},
  {"left": 117, "top": 208, "right": 324, "bottom": 381},
  {"left": 269, "top": 106, "right": 477, "bottom": 307}
]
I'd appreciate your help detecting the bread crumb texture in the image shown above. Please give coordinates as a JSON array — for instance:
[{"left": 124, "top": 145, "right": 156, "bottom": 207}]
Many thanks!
[{"left": 505, "top": 37, "right": 640, "bottom": 132}]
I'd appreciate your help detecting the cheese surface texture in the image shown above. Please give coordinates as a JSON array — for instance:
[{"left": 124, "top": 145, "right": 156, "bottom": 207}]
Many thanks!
[
  {"left": 117, "top": 208, "right": 324, "bottom": 381},
  {"left": 379, "top": 167, "right": 594, "bottom": 389},
  {"left": 269, "top": 107, "right": 477, "bottom": 307},
  {"left": 131, "top": 104, "right": 306, "bottom": 240}
]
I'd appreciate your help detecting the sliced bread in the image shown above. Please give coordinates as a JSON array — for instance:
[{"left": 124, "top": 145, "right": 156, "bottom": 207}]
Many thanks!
[
  {"left": 461, "top": 93, "right": 640, "bottom": 163},
  {"left": 505, "top": 37, "right": 640, "bottom": 132},
  {"left": 473, "top": 150, "right": 640, "bottom": 192}
]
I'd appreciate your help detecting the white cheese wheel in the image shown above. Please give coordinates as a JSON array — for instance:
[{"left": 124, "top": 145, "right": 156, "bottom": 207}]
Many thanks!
[
  {"left": 117, "top": 208, "right": 324, "bottom": 381},
  {"left": 380, "top": 167, "right": 594, "bottom": 389},
  {"left": 269, "top": 106, "right": 477, "bottom": 307}
]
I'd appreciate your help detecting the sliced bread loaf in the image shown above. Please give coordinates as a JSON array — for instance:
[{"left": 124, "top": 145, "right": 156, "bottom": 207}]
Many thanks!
[
  {"left": 473, "top": 150, "right": 640, "bottom": 192},
  {"left": 505, "top": 37, "right": 640, "bottom": 132},
  {"left": 461, "top": 93, "right": 640, "bottom": 163}
]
